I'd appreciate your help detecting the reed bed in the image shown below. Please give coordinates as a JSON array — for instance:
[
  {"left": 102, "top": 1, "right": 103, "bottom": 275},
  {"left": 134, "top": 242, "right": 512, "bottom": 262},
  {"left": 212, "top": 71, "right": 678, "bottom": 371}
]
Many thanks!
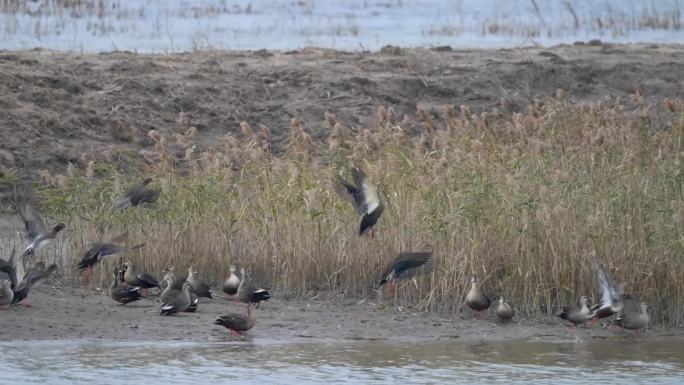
[{"left": 20, "top": 95, "right": 684, "bottom": 325}]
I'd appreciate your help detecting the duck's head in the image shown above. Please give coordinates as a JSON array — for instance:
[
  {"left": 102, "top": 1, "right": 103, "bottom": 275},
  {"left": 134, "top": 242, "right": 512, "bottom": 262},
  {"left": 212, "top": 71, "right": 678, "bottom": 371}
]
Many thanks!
[
  {"left": 53, "top": 223, "right": 66, "bottom": 232},
  {"left": 471, "top": 275, "right": 480, "bottom": 285},
  {"left": 230, "top": 265, "right": 237, "bottom": 273},
  {"left": 498, "top": 297, "right": 505, "bottom": 304},
  {"left": 141, "top": 177, "right": 153, "bottom": 186},
  {"left": 164, "top": 264, "right": 175, "bottom": 273},
  {"left": 640, "top": 302, "right": 649, "bottom": 312},
  {"left": 579, "top": 295, "right": 590, "bottom": 305},
  {"left": 123, "top": 259, "right": 132, "bottom": 269}
]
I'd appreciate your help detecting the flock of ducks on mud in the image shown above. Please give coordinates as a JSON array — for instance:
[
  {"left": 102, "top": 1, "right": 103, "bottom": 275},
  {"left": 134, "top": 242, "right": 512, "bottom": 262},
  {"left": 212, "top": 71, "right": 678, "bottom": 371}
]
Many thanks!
[{"left": 0, "top": 165, "right": 650, "bottom": 336}]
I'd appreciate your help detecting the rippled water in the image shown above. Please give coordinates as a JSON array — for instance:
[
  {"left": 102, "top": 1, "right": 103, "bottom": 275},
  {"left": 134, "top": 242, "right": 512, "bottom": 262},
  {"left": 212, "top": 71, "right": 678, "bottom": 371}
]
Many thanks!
[
  {"left": 1, "top": 338, "right": 683, "bottom": 384},
  {"left": 1, "top": 0, "right": 683, "bottom": 52}
]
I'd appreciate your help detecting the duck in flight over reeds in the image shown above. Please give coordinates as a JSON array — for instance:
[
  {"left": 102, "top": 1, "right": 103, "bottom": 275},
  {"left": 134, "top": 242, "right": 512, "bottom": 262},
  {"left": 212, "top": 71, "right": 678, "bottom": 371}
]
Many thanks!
[
  {"left": 77, "top": 241, "right": 144, "bottom": 286},
  {"left": 380, "top": 243, "right": 432, "bottom": 292},
  {"left": 114, "top": 178, "right": 160, "bottom": 210},
  {"left": 334, "top": 165, "right": 385, "bottom": 237},
  {"left": 18, "top": 200, "right": 65, "bottom": 260}
]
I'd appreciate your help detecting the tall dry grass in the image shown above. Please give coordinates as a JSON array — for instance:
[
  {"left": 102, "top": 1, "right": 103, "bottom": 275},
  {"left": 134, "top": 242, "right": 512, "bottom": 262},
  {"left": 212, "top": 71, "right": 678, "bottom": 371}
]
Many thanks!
[{"left": 23, "top": 94, "right": 684, "bottom": 325}]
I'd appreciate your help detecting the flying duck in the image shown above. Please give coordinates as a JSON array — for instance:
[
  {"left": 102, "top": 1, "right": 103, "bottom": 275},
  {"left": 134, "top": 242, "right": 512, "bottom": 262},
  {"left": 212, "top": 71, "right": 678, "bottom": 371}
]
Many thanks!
[
  {"left": 589, "top": 261, "right": 629, "bottom": 325},
  {"left": 115, "top": 178, "right": 160, "bottom": 210},
  {"left": 77, "top": 242, "right": 144, "bottom": 285},
  {"left": 18, "top": 200, "right": 65, "bottom": 259},
  {"left": 334, "top": 165, "right": 385, "bottom": 237},
  {"left": 380, "top": 248, "right": 432, "bottom": 291}
]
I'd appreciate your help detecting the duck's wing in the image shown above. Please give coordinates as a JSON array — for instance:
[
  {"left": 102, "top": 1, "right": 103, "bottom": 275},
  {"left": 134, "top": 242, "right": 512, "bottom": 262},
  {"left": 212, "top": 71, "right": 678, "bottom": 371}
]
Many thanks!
[
  {"left": 214, "top": 314, "right": 247, "bottom": 328},
  {"left": 380, "top": 251, "right": 432, "bottom": 284},
  {"left": 19, "top": 201, "right": 47, "bottom": 242},
  {"left": 595, "top": 262, "right": 615, "bottom": 308},
  {"left": 137, "top": 273, "right": 160, "bottom": 288},
  {"left": 334, "top": 175, "right": 364, "bottom": 213}
]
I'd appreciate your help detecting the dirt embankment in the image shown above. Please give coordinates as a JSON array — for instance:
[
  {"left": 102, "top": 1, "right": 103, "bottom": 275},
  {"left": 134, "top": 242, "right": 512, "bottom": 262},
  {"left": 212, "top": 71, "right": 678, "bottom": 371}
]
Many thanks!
[{"left": 1, "top": 43, "right": 684, "bottom": 207}]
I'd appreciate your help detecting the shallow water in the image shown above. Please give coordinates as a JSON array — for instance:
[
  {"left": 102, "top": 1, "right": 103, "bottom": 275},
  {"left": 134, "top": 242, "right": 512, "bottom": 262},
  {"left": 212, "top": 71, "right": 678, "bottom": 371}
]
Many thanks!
[
  {"left": 1, "top": 0, "right": 683, "bottom": 52},
  {"left": 1, "top": 338, "right": 683, "bottom": 384}
]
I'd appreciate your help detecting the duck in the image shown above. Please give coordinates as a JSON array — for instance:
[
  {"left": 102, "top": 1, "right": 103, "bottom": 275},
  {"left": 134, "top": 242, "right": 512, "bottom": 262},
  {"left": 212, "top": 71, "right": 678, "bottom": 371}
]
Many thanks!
[
  {"left": 465, "top": 275, "right": 491, "bottom": 318},
  {"left": 222, "top": 265, "right": 240, "bottom": 298},
  {"left": 159, "top": 281, "right": 192, "bottom": 316},
  {"left": 123, "top": 259, "right": 161, "bottom": 295},
  {"left": 495, "top": 297, "right": 515, "bottom": 321},
  {"left": 77, "top": 242, "right": 144, "bottom": 285},
  {"left": 614, "top": 302, "right": 650, "bottom": 334},
  {"left": 334, "top": 165, "right": 385, "bottom": 237},
  {"left": 0, "top": 280, "right": 14, "bottom": 307},
  {"left": 11, "top": 262, "right": 57, "bottom": 306},
  {"left": 0, "top": 259, "right": 57, "bottom": 307},
  {"left": 589, "top": 261, "right": 629, "bottom": 325},
  {"left": 109, "top": 270, "right": 143, "bottom": 305},
  {"left": 187, "top": 266, "right": 213, "bottom": 299},
  {"left": 236, "top": 268, "right": 271, "bottom": 307},
  {"left": 115, "top": 177, "right": 160, "bottom": 210},
  {"left": 558, "top": 296, "right": 593, "bottom": 328},
  {"left": 18, "top": 200, "right": 65, "bottom": 259},
  {"left": 379, "top": 247, "right": 432, "bottom": 291},
  {"left": 160, "top": 266, "right": 198, "bottom": 311},
  {"left": 214, "top": 303, "right": 257, "bottom": 336}
]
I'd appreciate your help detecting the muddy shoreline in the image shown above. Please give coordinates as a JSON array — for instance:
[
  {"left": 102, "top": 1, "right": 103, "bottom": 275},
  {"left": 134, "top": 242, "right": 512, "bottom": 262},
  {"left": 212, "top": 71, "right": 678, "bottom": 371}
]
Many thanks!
[{"left": 0, "top": 287, "right": 681, "bottom": 343}]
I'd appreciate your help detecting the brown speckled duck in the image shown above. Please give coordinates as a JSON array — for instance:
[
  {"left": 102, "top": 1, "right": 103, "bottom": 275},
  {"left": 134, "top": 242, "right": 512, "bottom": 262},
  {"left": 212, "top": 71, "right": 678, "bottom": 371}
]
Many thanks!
[
  {"left": 187, "top": 266, "right": 213, "bottom": 299},
  {"left": 614, "top": 302, "right": 650, "bottom": 334},
  {"left": 110, "top": 270, "right": 143, "bottom": 305},
  {"left": 236, "top": 268, "right": 271, "bottom": 307},
  {"left": 495, "top": 297, "right": 515, "bottom": 321},
  {"left": 214, "top": 303, "right": 257, "bottom": 336},
  {"left": 558, "top": 296, "right": 592, "bottom": 328},
  {"left": 222, "top": 265, "right": 240, "bottom": 298},
  {"left": 465, "top": 275, "right": 491, "bottom": 318},
  {"left": 123, "top": 259, "right": 160, "bottom": 295},
  {"left": 0, "top": 280, "right": 14, "bottom": 307},
  {"left": 160, "top": 281, "right": 192, "bottom": 316}
]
